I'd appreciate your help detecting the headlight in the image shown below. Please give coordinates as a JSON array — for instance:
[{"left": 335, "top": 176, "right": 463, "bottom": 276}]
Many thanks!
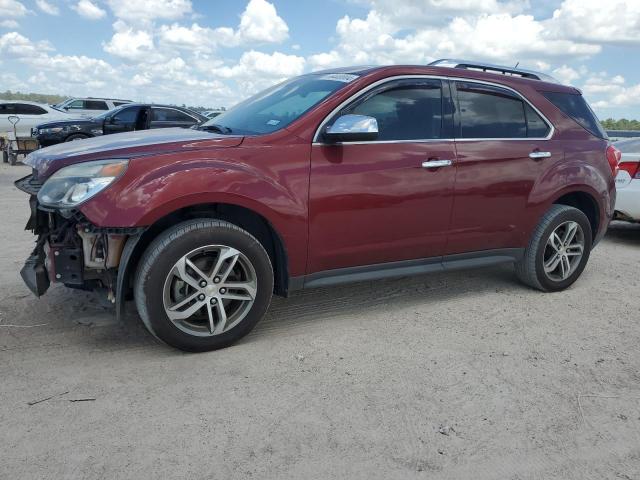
[
  {"left": 38, "top": 127, "right": 64, "bottom": 135},
  {"left": 38, "top": 159, "right": 128, "bottom": 208}
]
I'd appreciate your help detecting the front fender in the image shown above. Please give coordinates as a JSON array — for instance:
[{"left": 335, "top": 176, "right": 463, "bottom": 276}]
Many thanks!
[{"left": 80, "top": 145, "right": 311, "bottom": 276}]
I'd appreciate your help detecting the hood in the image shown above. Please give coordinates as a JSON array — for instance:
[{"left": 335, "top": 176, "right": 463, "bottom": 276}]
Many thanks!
[
  {"left": 25, "top": 127, "right": 245, "bottom": 178},
  {"left": 36, "top": 118, "right": 97, "bottom": 129}
]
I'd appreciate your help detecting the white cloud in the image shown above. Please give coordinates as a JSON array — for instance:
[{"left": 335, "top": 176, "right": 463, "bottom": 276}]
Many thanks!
[
  {"left": 549, "top": 0, "right": 640, "bottom": 44},
  {"left": 158, "top": 23, "right": 226, "bottom": 53},
  {"left": 216, "top": 50, "right": 305, "bottom": 79},
  {"left": 0, "top": 19, "right": 19, "bottom": 28},
  {"left": 72, "top": 0, "right": 106, "bottom": 20},
  {"left": 552, "top": 65, "right": 580, "bottom": 85},
  {"left": 36, "top": 0, "right": 59, "bottom": 15},
  {"left": 214, "top": 50, "right": 305, "bottom": 96},
  {"left": 106, "top": 0, "right": 192, "bottom": 23},
  {"left": 309, "top": 11, "right": 600, "bottom": 70},
  {"left": 362, "top": 0, "right": 529, "bottom": 26},
  {"left": 0, "top": 0, "right": 30, "bottom": 18},
  {"left": 103, "top": 21, "right": 159, "bottom": 62},
  {"left": 236, "top": 0, "right": 288, "bottom": 44}
]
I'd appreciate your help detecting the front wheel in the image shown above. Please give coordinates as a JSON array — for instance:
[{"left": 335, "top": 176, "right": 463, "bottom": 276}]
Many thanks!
[
  {"left": 134, "top": 219, "right": 273, "bottom": 352},
  {"left": 516, "top": 205, "right": 592, "bottom": 292}
]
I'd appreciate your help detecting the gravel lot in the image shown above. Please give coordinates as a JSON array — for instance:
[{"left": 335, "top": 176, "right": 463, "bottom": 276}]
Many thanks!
[{"left": 1, "top": 161, "right": 639, "bottom": 479}]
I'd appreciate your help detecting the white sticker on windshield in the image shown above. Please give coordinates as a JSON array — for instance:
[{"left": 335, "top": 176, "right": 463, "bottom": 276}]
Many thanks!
[
  {"left": 318, "top": 73, "right": 359, "bottom": 83},
  {"left": 267, "top": 119, "right": 281, "bottom": 126}
]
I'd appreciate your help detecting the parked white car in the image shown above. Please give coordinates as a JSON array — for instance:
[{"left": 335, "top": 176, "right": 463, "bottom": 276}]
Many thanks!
[
  {"left": 0, "top": 100, "right": 74, "bottom": 137},
  {"left": 54, "top": 97, "right": 132, "bottom": 118},
  {"left": 614, "top": 138, "right": 640, "bottom": 222}
]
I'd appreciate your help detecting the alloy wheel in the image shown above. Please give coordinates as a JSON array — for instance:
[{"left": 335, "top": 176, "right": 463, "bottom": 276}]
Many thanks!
[
  {"left": 162, "top": 245, "right": 257, "bottom": 337},
  {"left": 542, "top": 221, "right": 585, "bottom": 282}
]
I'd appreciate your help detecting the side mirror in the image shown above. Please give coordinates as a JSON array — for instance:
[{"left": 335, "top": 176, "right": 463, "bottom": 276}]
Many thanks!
[{"left": 324, "top": 114, "right": 378, "bottom": 143}]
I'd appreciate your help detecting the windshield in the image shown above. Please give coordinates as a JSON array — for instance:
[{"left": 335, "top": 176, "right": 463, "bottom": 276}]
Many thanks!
[
  {"left": 95, "top": 105, "right": 125, "bottom": 120},
  {"left": 201, "top": 73, "right": 359, "bottom": 135}
]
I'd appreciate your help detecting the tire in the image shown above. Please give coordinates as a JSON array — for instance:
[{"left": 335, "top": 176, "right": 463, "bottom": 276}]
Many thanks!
[
  {"left": 134, "top": 219, "right": 273, "bottom": 352},
  {"left": 65, "top": 134, "right": 88, "bottom": 142},
  {"left": 2, "top": 149, "right": 8, "bottom": 163},
  {"left": 516, "top": 204, "right": 592, "bottom": 292}
]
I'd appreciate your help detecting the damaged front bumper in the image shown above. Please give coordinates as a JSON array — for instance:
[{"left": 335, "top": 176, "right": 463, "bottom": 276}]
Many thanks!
[{"left": 15, "top": 172, "right": 143, "bottom": 302}]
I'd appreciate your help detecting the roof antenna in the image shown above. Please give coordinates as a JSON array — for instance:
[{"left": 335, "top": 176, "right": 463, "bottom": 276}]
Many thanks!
[{"left": 514, "top": 61, "right": 520, "bottom": 68}]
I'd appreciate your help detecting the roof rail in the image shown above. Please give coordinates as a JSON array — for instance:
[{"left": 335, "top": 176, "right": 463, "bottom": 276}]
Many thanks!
[{"left": 428, "top": 59, "right": 559, "bottom": 84}]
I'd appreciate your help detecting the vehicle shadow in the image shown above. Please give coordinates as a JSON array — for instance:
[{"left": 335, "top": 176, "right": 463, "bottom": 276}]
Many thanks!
[
  {"left": 112, "top": 263, "right": 520, "bottom": 352},
  {"left": 605, "top": 221, "right": 640, "bottom": 246}
]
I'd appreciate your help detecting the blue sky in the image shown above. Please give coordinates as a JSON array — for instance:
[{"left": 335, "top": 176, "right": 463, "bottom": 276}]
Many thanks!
[{"left": 1, "top": 0, "right": 639, "bottom": 119}]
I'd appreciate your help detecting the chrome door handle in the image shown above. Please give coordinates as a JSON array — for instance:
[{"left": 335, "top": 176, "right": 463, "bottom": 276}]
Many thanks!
[
  {"left": 421, "top": 159, "right": 453, "bottom": 169},
  {"left": 529, "top": 151, "right": 551, "bottom": 160}
]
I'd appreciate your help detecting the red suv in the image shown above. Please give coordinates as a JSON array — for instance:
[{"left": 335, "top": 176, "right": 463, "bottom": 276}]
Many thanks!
[{"left": 17, "top": 60, "right": 617, "bottom": 351}]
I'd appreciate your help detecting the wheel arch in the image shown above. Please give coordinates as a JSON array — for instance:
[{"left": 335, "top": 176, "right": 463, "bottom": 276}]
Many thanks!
[
  {"left": 117, "top": 202, "right": 290, "bottom": 318},
  {"left": 551, "top": 188, "right": 600, "bottom": 239}
]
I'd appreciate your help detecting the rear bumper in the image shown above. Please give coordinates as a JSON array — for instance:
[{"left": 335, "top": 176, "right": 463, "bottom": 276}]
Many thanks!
[{"left": 615, "top": 178, "right": 640, "bottom": 221}]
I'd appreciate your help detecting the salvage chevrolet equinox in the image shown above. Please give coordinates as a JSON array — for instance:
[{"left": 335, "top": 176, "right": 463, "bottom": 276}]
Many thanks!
[{"left": 16, "top": 60, "right": 618, "bottom": 352}]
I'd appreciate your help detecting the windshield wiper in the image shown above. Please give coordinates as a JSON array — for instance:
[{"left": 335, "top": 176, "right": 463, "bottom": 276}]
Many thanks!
[{"left": 201, "top": 124, "right": 232, "bottom": 134}]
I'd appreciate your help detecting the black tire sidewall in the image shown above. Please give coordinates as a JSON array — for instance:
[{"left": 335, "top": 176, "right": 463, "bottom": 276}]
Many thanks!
[
  {"left": 65, "top": 134, "right": 87, "bottom": 142},
  {"left": 139, "top": 222, "right": 273, "bottom": 352},
  {"left": 534, "top": 209, "right": 592, "bottom": 292}
]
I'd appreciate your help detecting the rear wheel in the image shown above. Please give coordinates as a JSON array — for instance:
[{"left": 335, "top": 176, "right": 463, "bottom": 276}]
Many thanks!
[
  {"left": 134, "top": 219, "right": 273, "bottom": 352},
  {"left": 516, "top": 205, "right": 592, "bottom": 292}
]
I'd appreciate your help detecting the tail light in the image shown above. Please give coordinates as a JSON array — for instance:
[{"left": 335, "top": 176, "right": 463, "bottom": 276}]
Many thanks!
[
  {"left": 606, "top": 145, "right": 621, "bottom": 176},
  {"left": 618, "top": 161, "right": 640, "bottom": 179}
]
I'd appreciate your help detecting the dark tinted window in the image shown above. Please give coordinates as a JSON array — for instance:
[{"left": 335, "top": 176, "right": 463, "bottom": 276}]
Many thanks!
[
  {"left": 113, "top": 101, "right": 129, "bottom": 107},
  {"left": 456, "top": 82, "right": 526, "bottom": 138},
  {"left": 152, "top": 108, "right": 196, "bottom": 122},
  {"left": 0, "top": 104, "right": 16, "bottom": 114},
  {"left": 343, "top": 79, "right": 443, "bottom": 141},
  {"left": 113, "top": 107, "right": 138, "bottom": 123},
  {"left": 524, "top": 103, "right": 551, "bottom": 137},
  {"left": 14, "top": 104, "right": 47, "bottom": 115},
  {"left": 85, "top": 100, "right": 108, "bottom": 110},
  {"left": 542, "top": 91, "right": 606, "bottom": 138}
]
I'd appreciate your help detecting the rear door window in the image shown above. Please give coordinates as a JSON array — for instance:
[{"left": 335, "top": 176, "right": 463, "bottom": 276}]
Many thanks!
[
  {"left": 84, "top": 100, "right": 109, "bottom": 111},
  {"left": 455, "top": 82, "right": 528, "bottom": 138},
  {"left": 152, "top": 108, "right": 197, "bottom": 123},
  {"left": 14, "top": 104, "right": 48, "bottom": 115},
  {"left": 542, "top": 91, "right": 606, "bottom": 138}
]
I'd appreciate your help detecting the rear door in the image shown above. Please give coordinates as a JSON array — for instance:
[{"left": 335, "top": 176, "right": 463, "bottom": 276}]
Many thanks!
[
  {"left": 150, "top": 107, "right": 201, "bottom": 129},
  {"left": 446, "top": 80, "right": 561, "bottom": 254},
  {"left": 308, "top": 77, "right": 457, "bottom": 273}
]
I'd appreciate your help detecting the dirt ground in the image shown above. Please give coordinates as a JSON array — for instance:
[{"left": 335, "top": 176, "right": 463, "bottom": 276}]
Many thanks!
[{"left": 1, "top": 161, "right": 639, "bottom": 480}]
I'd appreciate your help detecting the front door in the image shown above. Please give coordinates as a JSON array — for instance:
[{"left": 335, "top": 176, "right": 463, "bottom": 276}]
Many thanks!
[
  {"left": 308, "top": 77, "right": 457, "bottom": 273},
  {"left": 104, "top": 106, "right": 140, "bottom": 134},
  {"left": 446, "top": 80, "right": 562, "bottom": 254}
]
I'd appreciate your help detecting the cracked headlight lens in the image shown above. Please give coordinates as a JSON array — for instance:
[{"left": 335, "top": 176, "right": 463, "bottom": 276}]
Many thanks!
[{"left": 38, "top": 159, "right": 128, "bottom": 208}]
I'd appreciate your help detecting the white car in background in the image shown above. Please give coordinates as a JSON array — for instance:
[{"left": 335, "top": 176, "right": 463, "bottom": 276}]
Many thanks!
[
  {"left": 614, "top": 138, "right": 640, "bottom": 222},
  {"left": 54, "top": 97, "right": 132, "bottom": 117},
  {"left": 0, "top": 100, "right": 74, "bottom": 137}
]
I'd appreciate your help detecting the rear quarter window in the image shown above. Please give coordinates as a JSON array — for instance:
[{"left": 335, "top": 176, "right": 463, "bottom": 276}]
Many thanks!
[{"left": 542, "top": 91, "right": 606, "bottom": 138}]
